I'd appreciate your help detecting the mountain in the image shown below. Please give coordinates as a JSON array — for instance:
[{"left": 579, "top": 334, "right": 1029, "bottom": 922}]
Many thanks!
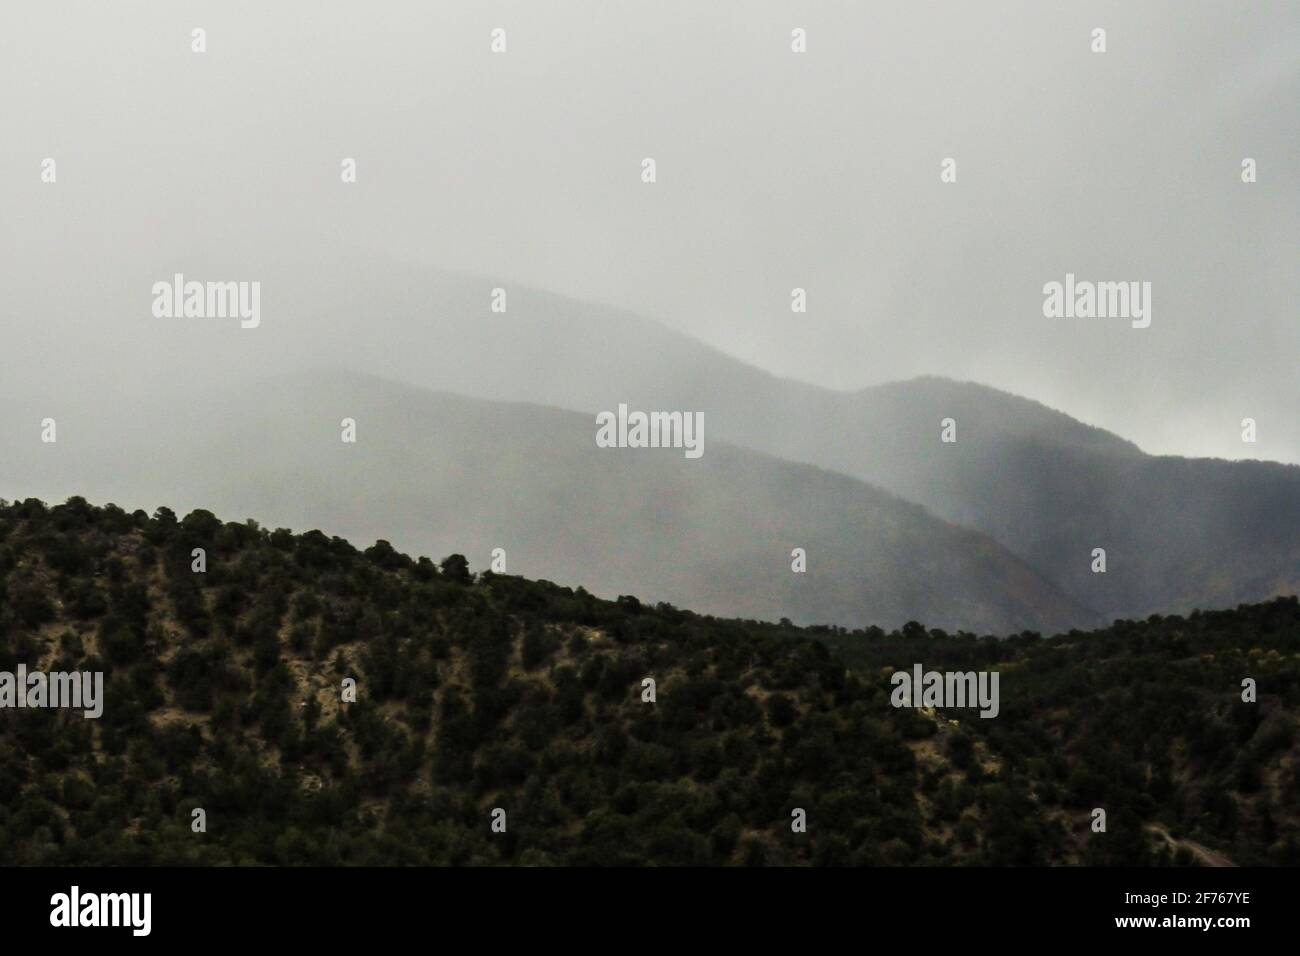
[
  {"left": 9, "top": 256, "right": 1295, "bottom": 625},
  {"left": 1, "top": 498, "right": 1295, "bottom": 865},
  {"left": 271, "top": 263, "right": 1298, "bottom": 622},
  {"left": 0, "top": 371, "right": 1090, "bottom": 635}
]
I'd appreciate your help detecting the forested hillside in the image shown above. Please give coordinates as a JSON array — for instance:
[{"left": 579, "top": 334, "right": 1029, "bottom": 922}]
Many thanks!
[{"left": 0, "top": 497, "right": 1295, "bottom": 866}]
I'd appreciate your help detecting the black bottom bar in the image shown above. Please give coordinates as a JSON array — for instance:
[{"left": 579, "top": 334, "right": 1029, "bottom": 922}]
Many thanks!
[{"left": 1, "top": 865, "right": 1282, "bottom": 942}]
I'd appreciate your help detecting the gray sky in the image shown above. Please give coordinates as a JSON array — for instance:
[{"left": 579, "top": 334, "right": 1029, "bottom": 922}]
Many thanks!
[{"left": 2, "top": 0, "right": 1297, "bottom": 462}]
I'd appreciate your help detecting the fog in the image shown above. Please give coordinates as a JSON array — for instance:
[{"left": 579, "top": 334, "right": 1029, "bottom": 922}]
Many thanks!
[{"left": 1, "top": 0, "right": 1296, "bottom": 465}]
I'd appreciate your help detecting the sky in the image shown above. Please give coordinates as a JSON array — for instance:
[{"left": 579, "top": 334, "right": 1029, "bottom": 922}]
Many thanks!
[{"left": 2, "top": 0, "right": 1297, "bottom": 463}]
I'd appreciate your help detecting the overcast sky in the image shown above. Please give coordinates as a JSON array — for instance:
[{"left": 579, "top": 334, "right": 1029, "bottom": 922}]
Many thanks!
[{"left": 2, "top": 0, "right": 1297, "bottom": 463}]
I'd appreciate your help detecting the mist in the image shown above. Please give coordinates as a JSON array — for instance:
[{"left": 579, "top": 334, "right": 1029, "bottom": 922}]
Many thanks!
[{"left": 2, "top": 0, "right": 1297, "bottom": 464}]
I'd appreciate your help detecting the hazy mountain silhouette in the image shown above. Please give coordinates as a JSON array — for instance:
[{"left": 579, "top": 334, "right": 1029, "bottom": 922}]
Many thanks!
[
  {"left": 277, "top": 263, "right": 1295, "bottom": 621},
  {"left": 6, "top": 257, "right": 1295, "bottom": 626},
  {"left": 1, "top": 370, "right": 1092, "bottom": 635}
]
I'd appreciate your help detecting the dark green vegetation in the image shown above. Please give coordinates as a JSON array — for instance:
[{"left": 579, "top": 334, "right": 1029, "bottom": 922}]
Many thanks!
[{"left": 1, "top": 497, "right": 1296, "bottom": 866}]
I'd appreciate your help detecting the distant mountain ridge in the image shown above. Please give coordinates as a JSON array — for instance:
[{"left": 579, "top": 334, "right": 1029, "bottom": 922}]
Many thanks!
[
  {"left": 858, "top": 376, "right": 1144, "bottom": 456},
  {"left": 271, "top": 263, "right": 1295, "bottom": 622},
  {"left": 0, "top": 370, "right": 1093, "bottom": 635},
  {"left": 4, "top": 258, "right": 1294, "bottom": 627}
]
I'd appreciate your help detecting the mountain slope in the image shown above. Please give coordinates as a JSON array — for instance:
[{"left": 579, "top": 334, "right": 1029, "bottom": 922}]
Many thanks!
[
  {"left": 10, "top": 257, "right": 1294, "bottom": 623},
  {"left": 0, "top": 498, "right": 1295, "bottom": 866},
  {"left": 275, "top": 263, "right": 1298, "bottom": 621},
  {"left": 0, "top": 372, "right": 1091, "bottom": 635}
]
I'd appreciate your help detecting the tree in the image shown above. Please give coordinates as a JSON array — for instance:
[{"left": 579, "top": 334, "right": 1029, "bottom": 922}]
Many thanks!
[{"left": 440, "top": 554, "right": 473, "bottom": 585}]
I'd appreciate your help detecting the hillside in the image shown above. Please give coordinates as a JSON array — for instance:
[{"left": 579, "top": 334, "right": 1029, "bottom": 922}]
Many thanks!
[
  {"left": 0, "top": 497, "right": 1295, "bottom": 866},
  {"left": 0, "top": 371, "right": 1090, "bottom": 635},
  {"left": 258, "top": 263, "right": 1299, "bottom": 622},
  {"left": 12, "top": 258, "right": 1296, "bottom": 626}
]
